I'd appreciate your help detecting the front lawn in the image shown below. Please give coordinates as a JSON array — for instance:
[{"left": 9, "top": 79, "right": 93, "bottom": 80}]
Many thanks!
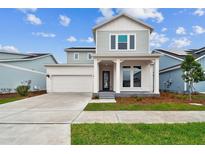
[
  {"left": 84, "top": 103, "right": 205, "bottom": 111},
  {"left": 0, "top": 96, "right": 24, "bottom": 105},
  {"left": 71, "top": 123, "right": 205, "bottom": 145}
]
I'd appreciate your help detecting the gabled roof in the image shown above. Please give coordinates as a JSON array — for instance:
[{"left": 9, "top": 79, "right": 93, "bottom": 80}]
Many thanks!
[
  {"left": 153, "top": 49, "right": 187, "bottom": 60},
  {"left": 0, "top": 51, "right": 58, "bottom": 63},
  {"left": 65, "top": 47, "right": 96, "bottom": 52},
  {"left": 92, "top": 13, "right": 154, "bottom": 33}
]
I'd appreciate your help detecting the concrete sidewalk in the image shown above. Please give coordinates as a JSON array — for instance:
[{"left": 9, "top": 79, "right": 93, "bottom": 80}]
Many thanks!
[{"left": 73, "top": 111, "right": 205, "bottom": 124}]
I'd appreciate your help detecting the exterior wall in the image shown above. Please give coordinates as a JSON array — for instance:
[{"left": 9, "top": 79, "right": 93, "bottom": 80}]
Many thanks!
[
  {"left": 195, "top": 56, "right": 205, "bottom": 92},
  {"left": 97, "top": 16, "right": 149, "bottom": 31},
  {"left": 2, "top": 56, "right": 56, "bottom": 73},
  {"left": 97, "top": 30, "right": 149, "bottom": 53},
  {"left": 158, "top": 54, "right": 182, "bottom": 70},
  {"left": 159, "top": 68, "right": 184, "bottom": 93},
  {"left": 0, "top": 55, "right": 57, "bottom": 93},
  {"left": 0, "top": 65, "right": 46, "bottom": 92},
  {"left": 67, "top": 51, "right": 94, "bottom": 64},
  {"left": 120, "top": 60, "right": 153, "bottom": 92},
  {"left": 99, "top": 63, "right": 114, "bottom": 91},
  {"left": 96, "top": 16, "right": 150, "bottom": 54},
  {"left": 0, "top": 52, "right": 28, "bottom": 60}
]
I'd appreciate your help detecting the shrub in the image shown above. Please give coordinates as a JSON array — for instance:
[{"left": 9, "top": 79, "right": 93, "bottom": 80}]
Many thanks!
[
  {"left": 16, "top": 85, "right": 30, "bottom": 96},
  {"left": 135, "top": 97, "right": 143, "bottom": 101}
]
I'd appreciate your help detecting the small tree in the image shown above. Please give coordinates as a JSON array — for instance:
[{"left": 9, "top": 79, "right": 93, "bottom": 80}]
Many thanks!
[{"left": 181, "top": 54, "right": 205, "bottom": 101}]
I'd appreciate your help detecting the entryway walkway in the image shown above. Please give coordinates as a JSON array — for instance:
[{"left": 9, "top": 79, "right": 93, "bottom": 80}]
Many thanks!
[{"left": 73, "top": 111, "right": 205, "bottom": 123}]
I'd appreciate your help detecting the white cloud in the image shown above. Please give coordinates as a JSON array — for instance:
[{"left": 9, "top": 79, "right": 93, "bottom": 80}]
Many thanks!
[
  {"left": 150, "top": 32, "right": 169, "bottom": 48},
  {"left": 80, "top": 37, "right": 94, "bottom": 43},
  {"left": 59, "top": 15, "right": 71, "bottom": 26},
  {"left": 26, "top": 14, "right": 42, "bottom": 25},
  {"left": 96, "top": 8, "right": 115, "bottom": 23},
  {"left": 66, "top": 36, "right": 77, "bottom": 42},
  {"left": 176, "top": 27, "right": 186, "bottom": 35},
  {"left": 169, "top": 37, "right": 191, "bottom": 49},
  {"left": 192, "top": 25, "right": 205, "bottom": 34},
  {"left": 193, "top": 8, "right": 205, "bottom": 16},
  {"left": 161, "top": 27, "right": 167, "bottom": 32},
  {"left": 96, "top": 8, "right": 164, "bottom": 24},
  {"left": 117, "top": 8, "right": 164, "bottom": 23},
  {"left": 32, "top": 32, "right": 56, "bottom": 38},
  {"left": 17, "top": 8, "right": 37, "bottom": 13},
  {"left": 0, "top": 44, "right": 19, "bottom": 53}
]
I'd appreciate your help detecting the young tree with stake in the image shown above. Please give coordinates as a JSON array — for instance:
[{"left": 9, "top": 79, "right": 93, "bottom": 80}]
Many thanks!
[{"left": 181, "top": 54, "right": 205, "bottom": 101}]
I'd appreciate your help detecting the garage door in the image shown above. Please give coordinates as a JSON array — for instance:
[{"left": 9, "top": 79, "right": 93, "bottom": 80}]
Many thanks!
[{"left": 51, "top": 75, "right": 93, "bottom": 92}]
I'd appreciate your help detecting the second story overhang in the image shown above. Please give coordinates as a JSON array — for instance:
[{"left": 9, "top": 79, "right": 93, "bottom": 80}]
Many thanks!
[{"left": 93, "top": 52, "right": 161, "bottom": 61}]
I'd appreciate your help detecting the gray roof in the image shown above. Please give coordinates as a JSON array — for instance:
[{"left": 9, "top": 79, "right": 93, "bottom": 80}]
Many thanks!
[
  {"left": 65, "top": 47, "right": 96, "bottom": 52},
  {"left": 153, "top": 47, "right": 205, "bottom": 60},
  {"left": 0, "top": 51, "right": 58, "bottom": 63}
]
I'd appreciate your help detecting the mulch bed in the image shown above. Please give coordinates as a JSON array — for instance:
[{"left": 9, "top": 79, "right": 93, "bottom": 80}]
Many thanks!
[
  {"left": 0, "top": 90, "right": 46, "bottom": 99},
  {"left": 116, "top": 92, "right": 205, "bottom": 104}
]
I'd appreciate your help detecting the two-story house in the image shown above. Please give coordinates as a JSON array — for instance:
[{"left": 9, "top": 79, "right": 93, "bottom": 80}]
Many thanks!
[{"left": 46, "top": 13, "right": 161, "bottom": 98}]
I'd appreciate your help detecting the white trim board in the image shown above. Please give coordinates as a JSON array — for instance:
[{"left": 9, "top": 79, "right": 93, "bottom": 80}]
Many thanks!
[
  {"left": 154, "top": 50, "right": 184, "bottom": 61},
  {"left": 0, "top": 63, "right": 46, "bottom": 75},
  {"left": 159, "top": 65, "right": 181, "bottom": 74}
]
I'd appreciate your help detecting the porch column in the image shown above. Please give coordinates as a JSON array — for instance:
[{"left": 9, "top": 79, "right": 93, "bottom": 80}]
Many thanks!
[
  {"left": 116, "top": 59, "right": 121, "bottom": 93},
  {"left": 154, "top": 58, "right": 159, "bottom": 94},
  {"left": 93, "top": 59, "right": 99, "bottom": 93}
]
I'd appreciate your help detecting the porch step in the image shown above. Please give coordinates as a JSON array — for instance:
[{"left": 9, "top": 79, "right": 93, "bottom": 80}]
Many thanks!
[{"left": 99, "top": 92, "right": 115, "bottom": 99}]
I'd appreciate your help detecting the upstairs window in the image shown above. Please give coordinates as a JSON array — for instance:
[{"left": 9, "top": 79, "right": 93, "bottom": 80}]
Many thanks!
[
  {"left": 110, "top": 34, "right": 136, "bottom": 51},
  {"left": 87, "top": 53, "right": 93, "bottom": 60},
  {"left": 74, "top": 52, "right": 79, "bottom": 60},
  {"left": 111, "top": 35, "right": 116, "bottom": 50},
  {"left": 130, "top": 35, "right": 135, "bottom": 50},
  {"left": 118, "top": 35, "right": 128, "bottom": 50}
]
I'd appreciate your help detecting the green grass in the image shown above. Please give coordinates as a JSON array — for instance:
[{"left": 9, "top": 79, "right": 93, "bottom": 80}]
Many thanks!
[
  {"left": 0, "top": 97, "right": 24, "bottom": 105},
  {"left": 71, "top": 123, "right": 205, "bottom": 145},
  {"left": 84, "top": 103, "right": 205, "bottom": 111}
]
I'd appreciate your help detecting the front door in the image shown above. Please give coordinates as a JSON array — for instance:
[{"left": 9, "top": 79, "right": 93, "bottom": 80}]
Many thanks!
[{"left": 103, "top": 71, "right": 110, "bottom": 91}]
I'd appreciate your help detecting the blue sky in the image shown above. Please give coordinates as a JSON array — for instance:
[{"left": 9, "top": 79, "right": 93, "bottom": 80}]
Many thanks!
[{"left": 0, "top": 8, "right": 205, "bottom": 63}]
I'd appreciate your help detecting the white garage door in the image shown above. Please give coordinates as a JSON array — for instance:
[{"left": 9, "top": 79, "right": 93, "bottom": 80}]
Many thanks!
[{"left": 51, "top": 75, "right": 93, "bottom": 92}]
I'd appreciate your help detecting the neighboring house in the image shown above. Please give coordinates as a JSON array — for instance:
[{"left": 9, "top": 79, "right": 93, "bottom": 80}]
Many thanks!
[
  {"left": 0, "top": 51, "right": 57, "bottom": 93},
  {"left": 46, "top": 13, "right": 161, "bottom": 98},
  {"left": 153, "top": 48, "right": 205, "bottom": 93}
]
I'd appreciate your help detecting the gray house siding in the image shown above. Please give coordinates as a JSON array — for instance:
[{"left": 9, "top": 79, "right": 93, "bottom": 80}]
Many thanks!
[
  {"left": 160, "top": 69, "right": 185, "bottom": 93},
  {"left": 0, "top": 65, "right": 46, "bottom": 92},
  {"left": 97, "top": 30, "right": 149, "bottom": 53},
  {"left": 158, "top": 55, "right": 182, "bottom": 70},
  {"left": 0, "top": 55, "right": 57, "bottom": 93},
  {"left": 67, "top": 52, "right": 94, "bottom": 64},
  {"left": 0, "top": 52, "right": 28, "bottom": 60},
  {"left": 5, "top": 56, "right": 56, "bottom": 72},
  {"left": 195, "top": 56, "right": 205, "bottom": 92}
]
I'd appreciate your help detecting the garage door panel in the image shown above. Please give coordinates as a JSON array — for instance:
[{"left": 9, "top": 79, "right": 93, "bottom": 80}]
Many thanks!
[{"left": 52, "top": 75, "right": 93, "bottom": 92}]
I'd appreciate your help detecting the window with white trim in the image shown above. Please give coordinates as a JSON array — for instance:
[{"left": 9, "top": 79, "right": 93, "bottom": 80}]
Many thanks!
[
  {"left": 74, "top": 52, "right": 79, "bottom": 60},
  {"left": 122, "top": 66, "right": 131, "bottom": 87},
  {"left": 110, "top": 34, "right": 136, "bottom": 51},
  {"left": 133, "top": 66, "right": 141, "bottom": 87},
  {"left": 122, "top": 65, "right": 142, "bottom": 88},
  {"left": 87, "top": 53, "right": 93, "bottom": 60}
]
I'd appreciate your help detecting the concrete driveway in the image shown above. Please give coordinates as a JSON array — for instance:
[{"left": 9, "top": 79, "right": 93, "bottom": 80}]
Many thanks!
[{"left": 0, "top": 93, "right": 91, "bottom": 145}]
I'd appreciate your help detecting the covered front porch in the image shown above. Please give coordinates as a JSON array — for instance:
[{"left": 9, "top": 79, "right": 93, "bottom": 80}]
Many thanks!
[{"left": 93, "top": 53, "right": 160, "bottom": 98}]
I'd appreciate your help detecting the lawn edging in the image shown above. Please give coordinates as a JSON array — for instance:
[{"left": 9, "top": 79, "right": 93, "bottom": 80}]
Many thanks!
[{"left": 84, "top": 103, "right": 205, "bottom": 111}]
